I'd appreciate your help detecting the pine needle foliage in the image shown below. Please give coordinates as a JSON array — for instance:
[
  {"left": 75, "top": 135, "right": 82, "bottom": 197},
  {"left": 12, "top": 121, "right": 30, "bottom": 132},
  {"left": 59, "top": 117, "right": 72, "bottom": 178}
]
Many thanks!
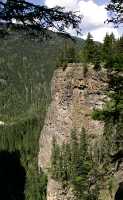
[{"left": 50, "top": 128, "right": 99, "bottom": 200}]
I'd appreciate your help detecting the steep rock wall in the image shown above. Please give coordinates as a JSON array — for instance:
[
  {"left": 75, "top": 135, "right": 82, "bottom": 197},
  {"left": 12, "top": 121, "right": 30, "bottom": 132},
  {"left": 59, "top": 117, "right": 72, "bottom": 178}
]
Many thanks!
[{"left": 38, "top": 64, "right": 109, "bottom": 200}]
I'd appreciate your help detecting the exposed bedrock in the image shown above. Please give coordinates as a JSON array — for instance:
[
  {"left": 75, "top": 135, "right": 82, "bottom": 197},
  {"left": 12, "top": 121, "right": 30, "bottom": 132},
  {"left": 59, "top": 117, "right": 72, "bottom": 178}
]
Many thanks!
[{"left": 38, "top": 64, "right": 109, "bottom": 200}]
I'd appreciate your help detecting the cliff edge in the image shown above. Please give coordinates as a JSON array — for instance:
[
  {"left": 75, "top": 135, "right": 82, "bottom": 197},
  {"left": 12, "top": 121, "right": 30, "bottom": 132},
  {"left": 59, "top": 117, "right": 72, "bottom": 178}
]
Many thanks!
[{"left": 38, "top": 63, "right": 109, "bottom": 200}]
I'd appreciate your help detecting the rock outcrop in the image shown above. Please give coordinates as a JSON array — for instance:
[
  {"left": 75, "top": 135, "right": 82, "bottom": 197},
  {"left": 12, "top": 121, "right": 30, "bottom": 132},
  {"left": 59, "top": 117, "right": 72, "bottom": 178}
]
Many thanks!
[{"left": 38, "top": 64, "right": 109, "bottom": 200}]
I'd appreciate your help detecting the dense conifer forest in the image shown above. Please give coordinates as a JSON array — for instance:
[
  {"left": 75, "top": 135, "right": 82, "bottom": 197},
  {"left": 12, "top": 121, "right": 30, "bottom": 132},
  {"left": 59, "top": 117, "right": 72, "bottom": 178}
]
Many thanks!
[
  {"left": 0, "top": 21, "right": 123, "bottom": 200},
  {"left": 0, "top": 31, "right": 84, "bottom": 200},
  {"left": 50, "top": 33, "right": 123, "bottom": 199},
  {"left": 51, "top": 128, "right": 99, "bottom": 199},
  {"left": 0, "top": 0, "right": 123, "bottom": 199}
]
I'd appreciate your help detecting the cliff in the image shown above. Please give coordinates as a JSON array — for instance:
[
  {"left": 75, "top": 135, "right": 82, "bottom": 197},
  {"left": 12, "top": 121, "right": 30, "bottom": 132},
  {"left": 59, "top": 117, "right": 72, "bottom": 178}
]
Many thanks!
[{"left": 38, "top": 64, "right": 119, "bottom": 200}]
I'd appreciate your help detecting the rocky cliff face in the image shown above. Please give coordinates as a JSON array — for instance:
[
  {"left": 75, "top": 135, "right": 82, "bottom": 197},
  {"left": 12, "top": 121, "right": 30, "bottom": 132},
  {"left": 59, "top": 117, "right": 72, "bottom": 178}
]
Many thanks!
[{"left": 38, "top": 64, "right": 109, "bottom": 200}]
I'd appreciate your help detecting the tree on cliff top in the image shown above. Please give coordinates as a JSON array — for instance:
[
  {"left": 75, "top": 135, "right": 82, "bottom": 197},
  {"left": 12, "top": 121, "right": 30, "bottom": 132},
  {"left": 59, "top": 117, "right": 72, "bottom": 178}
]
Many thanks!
[
  {"left": 82, "top": 32, "right": 102, "bottom": 69},
  {"left": 0, "top": 0, "right": 82, "bottom": 37},
  {"left": 102, "top": 33, "right": 115, "bottom": 68}
]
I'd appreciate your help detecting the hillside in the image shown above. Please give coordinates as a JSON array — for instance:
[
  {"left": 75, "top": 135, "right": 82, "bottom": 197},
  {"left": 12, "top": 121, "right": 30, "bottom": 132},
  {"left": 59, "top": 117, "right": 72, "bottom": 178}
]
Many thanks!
[
  {"left": 0, "top": 31, "right": 84, "bottom": 121},
  {"left": 0, "top": 31, "right": 84, "bottom": 200},
  {"left": 1, "top": 30, "right": 123, "bottom": 200}
]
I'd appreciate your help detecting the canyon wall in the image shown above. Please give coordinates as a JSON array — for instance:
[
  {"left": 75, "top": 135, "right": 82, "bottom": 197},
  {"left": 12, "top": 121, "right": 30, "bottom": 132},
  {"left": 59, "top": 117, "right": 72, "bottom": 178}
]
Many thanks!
[{"left": 38, "top": 64, "right": 112, "bottom": 200}]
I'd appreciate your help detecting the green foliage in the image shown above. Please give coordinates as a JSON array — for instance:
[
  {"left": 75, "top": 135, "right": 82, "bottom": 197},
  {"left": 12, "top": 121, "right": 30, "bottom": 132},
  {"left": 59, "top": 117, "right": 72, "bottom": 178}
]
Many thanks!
[
  {"left": 92, "top": 35, "right": 123, "bottom": 165},
  {"left": 0, "top": 30, "right": 85, "bottom": 199},
  {"left": 101, "top": 33, "right": 123, "bottom": 71},
  {"left": 102, "top": 33, "right": 115, "bottom": 68},
  {"left": 81, "top": 32, "right": 123, "bottom": 71},
  {"left": 25, "top": 169, "right": 47, "bottom": 200},
  {"left": 113, "top": 36, "right": 123, "bottom": 70},
  {"left": 83, "top": 33, "right": 99, "bottom": 64},
  {"left": 79, "top": 32, "right": 123, "bottom": 74},
  {"left": 81, "top": 32, "right": 101, "bottom": 70},
  {"left": 51, "top": 136, "right": 61, "bottom": 179},
  {"left": 83, "top": 33, "right": 96, "bottom": 63},
  {"left": 0, "top": 34, "right": 52, "bottom": 199},
  {"left": 70, "top": 129, "right": 79, "bottom": 181},
  {"left": 92, "top": 106, "right": 116, "bottom": 122},
  {"left": 0, "top": 0, "right": 82, "bottom": 36},
  {"left": 57, "top": 41, "right": 81, "bottom": 68},
  {"left": 51, "top": 128, "right": 99, "bottom": 200},
  {"left": 83, "top": 63, "right": 88, "bottom": 77},
  {"left": 1, "top": 27, "right": 123, "bottom": 200},
  {"left": 0, "top": 115, "right": 48, "bottom": 200},
  {"left": 93, "top": 44, "right": 102, "bottom": 70}
]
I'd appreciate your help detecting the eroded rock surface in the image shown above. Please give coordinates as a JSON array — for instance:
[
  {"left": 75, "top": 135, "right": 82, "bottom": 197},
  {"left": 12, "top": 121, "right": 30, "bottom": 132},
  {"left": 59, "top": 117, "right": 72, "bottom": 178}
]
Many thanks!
[
  {"left": 47, "top": 179, "right": 75, "bottom": 200},
  {"left": 38, "top": 64, "right": 109, "bottom": 200}
]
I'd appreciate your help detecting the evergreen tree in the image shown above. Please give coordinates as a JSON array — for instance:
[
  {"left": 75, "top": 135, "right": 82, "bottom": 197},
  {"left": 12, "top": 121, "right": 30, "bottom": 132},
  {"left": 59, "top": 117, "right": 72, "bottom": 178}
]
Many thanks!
[
  {"left": 51, "top": 136, "right": 61, "bottom": 179},
  {"left": 93, "top": 43, "right": 102, "bottom": 70},
  {"left": 50, "top": 129, "right": 99, "bottom": 200},
  {"left": 73, "top": 128, "right": 92, "bottom": 199},
  {"left": 58, "top": 42, "right": 78, "bottom": 67},
  {"left": 57, "top": 150, "right": 64, "bottom": 181},
  {"left": 79, "top": 127, "right": 88, "bottom": 166},
  {"left": 83, "top": 33, "right": 95, "bottom": 63},
  {"left": 113, "top": 36, "right": 123, "bottom": 70},
  {"left": 70, "top": 129, "right": 79, "bottom": 183},
  {"left": 102, "top": 33, "right": 115, "bottom": 68},
  {"left": 61, "top": 143, "right": 71, "bottom": 182},
  {"left": 66, "top": 46, "right": 77, "bottom": 63}
]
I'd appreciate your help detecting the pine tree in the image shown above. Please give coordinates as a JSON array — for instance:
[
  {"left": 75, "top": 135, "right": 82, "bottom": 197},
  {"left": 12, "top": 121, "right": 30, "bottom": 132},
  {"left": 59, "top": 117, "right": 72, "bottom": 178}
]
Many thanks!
[
  {"left": 51, "top": 136, "right": 61, "bottom": 179},
  {"left": 73, "top": 128, "right": 92, "bottom": 199},
  {"left": 61, "top": 143, "right": 71, "bottom": 182},
  {"left": 102, "top": 33, "right": 115, "bottom": 69},
  {"left": 50, "top": 129, "right": 99, "bottom": 200},
  {"left": 93, "top": 44, "right": 102, "bottom": 70},
  {"left": 58, "top": 42, "right": 78, "bottom": 68},
  {"left": 79, "top": 127, "right": 88, "bottom": 160},
  {"left": 57, "top": 150, "right": 64, "bottom": 181},
  {"left": 113, "top": 36, "right": 123, "bottom": 70},
  {"left": 83, "top": 33, "right": 95, "bottom": 63},
  {"left": 67, "top": 46, "right": 77, "bottom": 63},
  {"left": 78, "top": 127, "right": 89, "bottom": 174},
  {"left": 70, "top": 129, "right": 79, "bottom": 183}
]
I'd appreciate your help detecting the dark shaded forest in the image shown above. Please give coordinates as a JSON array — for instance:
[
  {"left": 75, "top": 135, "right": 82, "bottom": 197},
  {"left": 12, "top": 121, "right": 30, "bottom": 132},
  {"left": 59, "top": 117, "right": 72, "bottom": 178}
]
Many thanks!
[{"left": 0, "top": 30, "right": 83, "bottom": 200}]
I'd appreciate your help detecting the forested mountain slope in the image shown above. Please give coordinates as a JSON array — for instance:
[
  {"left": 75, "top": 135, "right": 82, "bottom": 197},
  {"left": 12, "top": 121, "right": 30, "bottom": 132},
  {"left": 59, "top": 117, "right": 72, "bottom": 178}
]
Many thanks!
[
  {"left": 0, "top": 30, "right": 123, "bottom": 200},
  {"left": 0, "top": 31, "right": 84, "bottom": 200},
  {"left": 0, "top": 31, "right": 84, "bottom": 121}
]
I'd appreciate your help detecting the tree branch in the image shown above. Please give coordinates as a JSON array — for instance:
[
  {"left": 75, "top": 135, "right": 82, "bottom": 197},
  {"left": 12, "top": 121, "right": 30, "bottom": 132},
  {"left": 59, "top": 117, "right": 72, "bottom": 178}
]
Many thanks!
[
  {"left": 0, "top": 0, "right": 82, "bottom": 37},
  {"left": 106, "top": 0, "right": 123, "bottom": 26}
]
